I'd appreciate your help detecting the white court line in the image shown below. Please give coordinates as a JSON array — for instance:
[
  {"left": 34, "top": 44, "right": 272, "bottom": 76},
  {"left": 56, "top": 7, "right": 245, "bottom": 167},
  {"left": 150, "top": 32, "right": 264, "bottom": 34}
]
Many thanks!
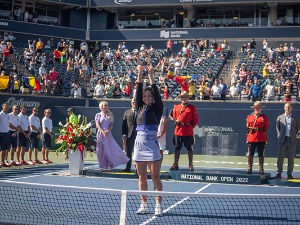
[
  {"left": 7, "top": 174, "right": 44, "bottom": 181},
  {"left": 140, "top": 183, "right": 212, "bottom": 225}
]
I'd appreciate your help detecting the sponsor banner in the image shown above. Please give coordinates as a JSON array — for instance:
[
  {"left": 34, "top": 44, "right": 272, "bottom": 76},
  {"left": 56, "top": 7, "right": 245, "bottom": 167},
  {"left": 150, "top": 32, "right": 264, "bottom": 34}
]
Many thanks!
[
  {"left": 90, "top": 27, "right": 300, "bottom": 41},
  {"left": 170, "top": 170, "right": 269, "bottom": 184}
]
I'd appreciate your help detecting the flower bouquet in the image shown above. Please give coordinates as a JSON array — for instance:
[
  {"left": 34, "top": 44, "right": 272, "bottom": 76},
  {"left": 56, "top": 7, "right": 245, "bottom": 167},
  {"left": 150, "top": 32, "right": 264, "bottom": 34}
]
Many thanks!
[{"left": 55, "top": 115, "right": 95, "bottom": 156}]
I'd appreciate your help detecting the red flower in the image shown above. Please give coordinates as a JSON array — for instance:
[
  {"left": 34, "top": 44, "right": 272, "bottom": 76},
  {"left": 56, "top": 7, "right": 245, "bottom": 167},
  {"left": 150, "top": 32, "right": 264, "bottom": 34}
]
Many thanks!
[
  {"left": 67, "top": 138, "right": 73, "bottom": 143},
  {"left": 78, "top": 142, "right": 85, "bottom": 152},
  {"left": 64, "top": 135, "right": 68, "bottom": 140},
  {"left": 67, "top": 127, "right": 73, "bottom": 132}
]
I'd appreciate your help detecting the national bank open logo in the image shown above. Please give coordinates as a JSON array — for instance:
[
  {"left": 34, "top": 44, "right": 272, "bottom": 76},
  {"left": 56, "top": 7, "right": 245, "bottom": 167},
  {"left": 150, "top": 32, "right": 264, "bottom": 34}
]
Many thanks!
[
  {"left": 160, "top": 30, "right": 170, "bottom": 38},
  {"left": 160, "top": 30, "right": 189, "bottom": 39}
]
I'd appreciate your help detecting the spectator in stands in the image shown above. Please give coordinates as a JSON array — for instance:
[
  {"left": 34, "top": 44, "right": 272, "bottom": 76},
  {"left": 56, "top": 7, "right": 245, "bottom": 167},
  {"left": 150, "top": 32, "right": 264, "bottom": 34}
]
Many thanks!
[
  {"left": 218, "top": 78, "right": 227, "bottom": 99},
  {"left": 202, "top": 82, "right": 211, "bottom": 100},
  {"left": 166, "top": 39, "right": 173, "bottom": 57},
  {"left": 113, "top": 83, "right": 122, "bottom": 98},
  {"left": 123, "top": 80, "right": 133, "bottom": 99},
  {"left": 239, "top": 66, "right": 247, "bottom": 84},
  {"left": 287, "top": 61, "right": 296, "bottom": 77},
  {"left": 7, "top": 41, "right": 14, "bottom": 62},
  {"left": 0, "top": 41, "right": 6, "bottom": 52},
  {"left": 23, "top": 10, "right": 29, "bottom": 22},
  {"left": 249, "top": 79, "right": 262, "bottom": 101},
  {"left": 249, "top": 38, "right": 256, "bottom": 49},
  {"left": 211, "top": 80, "right": 220, "bottom": 97},
  {"left": 2, "top": 44, "right": 9, "bottom": 62},
  {"left": 290, "top": 43, "right": 296, "bottom": 52},
  {"left": 241, "top": 43, "right": 248, "bottom": 53},
  {"left": 73, "top": 82, "right": 82, "bottom": 98},
  {"left": 231, "top": 67, "right": 239, "bottom": 85},
  {"left": 104, "top": 81, "right": 113, "bottom": 98},
  {"left": 229, "top": 81, "right": 240, "bottom": 100},
  {"left": 10, "top": 74, "right": 20, "bottom": 94},
  {"left": 188, "top": 79, "right": 196, "bottom": 100},
  {"left": 53, "top": 48, "right": 61, "bottom": 63},
  {"left": 283, "top": 78, "right": 294, "bottom": 102},
  {"left": 264, "top": 79, "right": 276, "bottom": 101},
  {"left": 49, "top": 67, "right": 58, "bottom": 82},
  {"left": 262, "top": 39, "right": 268, "bottom": 50},
  {"left": 35, "top": 38, "right": 44, "bottom": 54},
  {"left": 268, "top": 47, "right": 276, "bottom": 63},
  {"left": 14, "top": 7, "right": 22, "bottom": 21},
  {"left": 211, "top": 39, "right": 218, "bottom": 50},
  {"left": 38, "top": 64, "right": 46, "bottom": 81},
  {"left": 7, "top": 32, "right": 15, "bottom": 42},
  {"left": 94, "top": 80, "right": 105, "bottom": 98}
]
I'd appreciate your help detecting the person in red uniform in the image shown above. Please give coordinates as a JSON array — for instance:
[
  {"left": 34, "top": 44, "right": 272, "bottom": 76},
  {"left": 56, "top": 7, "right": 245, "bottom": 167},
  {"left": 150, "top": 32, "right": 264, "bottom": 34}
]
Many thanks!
[
  {"left": 170, "top": 91, "right": 199, "bottom": 171},
  {"left": 246, "top": 101, "right": 269, "bottom": 174}
]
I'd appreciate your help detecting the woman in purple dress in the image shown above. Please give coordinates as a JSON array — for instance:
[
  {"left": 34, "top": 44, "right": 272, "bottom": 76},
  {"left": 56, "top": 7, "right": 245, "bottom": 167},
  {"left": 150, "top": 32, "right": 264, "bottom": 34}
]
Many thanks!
[{"left": 95, "top": 101, "right": 129, "bottom": 171}]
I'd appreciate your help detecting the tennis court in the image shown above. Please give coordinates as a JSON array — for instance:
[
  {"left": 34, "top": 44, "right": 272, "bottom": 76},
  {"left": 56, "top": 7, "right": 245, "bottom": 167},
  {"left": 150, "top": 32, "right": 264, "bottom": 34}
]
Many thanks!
[{"left": 1, "top": 158, "right": 300, "bottom": 225}]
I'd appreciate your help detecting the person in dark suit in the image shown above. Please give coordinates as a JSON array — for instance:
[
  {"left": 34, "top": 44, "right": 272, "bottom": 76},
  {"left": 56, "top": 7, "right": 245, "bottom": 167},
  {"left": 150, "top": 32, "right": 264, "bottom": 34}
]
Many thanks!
[
  {"left": 121, "top": 99, "right": 137, "bottom": 172},
  {"left": 275, "top": 103, "right": 299, "bottom": 179}
]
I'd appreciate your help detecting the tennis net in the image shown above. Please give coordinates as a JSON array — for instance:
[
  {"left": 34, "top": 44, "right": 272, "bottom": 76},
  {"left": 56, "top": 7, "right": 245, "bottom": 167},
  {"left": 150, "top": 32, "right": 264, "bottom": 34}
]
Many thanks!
[{"left": 0, "top": 180, "right": 299, "bottom": 225}]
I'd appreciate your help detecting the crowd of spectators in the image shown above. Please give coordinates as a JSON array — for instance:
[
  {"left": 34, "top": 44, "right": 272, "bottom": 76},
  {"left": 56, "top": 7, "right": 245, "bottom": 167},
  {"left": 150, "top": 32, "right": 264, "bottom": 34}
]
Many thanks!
[{"left": 0, "top": 31, "right": 299, "bottom": 102}]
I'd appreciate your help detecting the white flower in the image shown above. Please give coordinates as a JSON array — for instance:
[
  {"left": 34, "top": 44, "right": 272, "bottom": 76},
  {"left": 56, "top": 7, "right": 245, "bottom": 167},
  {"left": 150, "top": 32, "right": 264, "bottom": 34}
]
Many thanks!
[
  {"left": 85, "top": 123, "right": 92, "bottom": 129},
  {"left": 59, "top": 121, "right": 63, "bottom": 126}
]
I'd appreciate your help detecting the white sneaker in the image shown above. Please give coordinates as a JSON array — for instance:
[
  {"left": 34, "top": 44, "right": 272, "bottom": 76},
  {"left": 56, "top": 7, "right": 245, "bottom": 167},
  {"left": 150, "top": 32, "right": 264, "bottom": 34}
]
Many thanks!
[
  {"left": 154, "top": 203, "right": 163, "bottom": 216},
  {"left": 136, "top": 202, "right": 148, "bottom": 214},
  {"left": 28, "top": 160, "right": 35, "bottom": 165}
]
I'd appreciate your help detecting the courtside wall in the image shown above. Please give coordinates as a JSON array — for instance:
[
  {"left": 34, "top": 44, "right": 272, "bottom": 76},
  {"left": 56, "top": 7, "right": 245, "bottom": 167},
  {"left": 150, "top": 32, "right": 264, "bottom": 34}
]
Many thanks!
[{"left": 2, "top": 94, "right": 299, "bottom": 157}]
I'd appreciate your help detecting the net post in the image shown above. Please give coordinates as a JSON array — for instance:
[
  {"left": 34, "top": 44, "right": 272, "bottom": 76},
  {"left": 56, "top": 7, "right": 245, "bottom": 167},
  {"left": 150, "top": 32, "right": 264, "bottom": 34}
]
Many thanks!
[{"left": 119, "top": 190, "right": 127, "bottom": 225}]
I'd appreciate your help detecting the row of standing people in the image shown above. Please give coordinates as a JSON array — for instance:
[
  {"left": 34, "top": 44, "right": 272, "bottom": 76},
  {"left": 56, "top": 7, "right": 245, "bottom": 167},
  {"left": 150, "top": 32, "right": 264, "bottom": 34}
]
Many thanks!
[
  {"left": 246, "top": 101, "right": 299, "bottom": 179},
  {"left": 0, "top": 104, "right": 53, "bottom": 168}
]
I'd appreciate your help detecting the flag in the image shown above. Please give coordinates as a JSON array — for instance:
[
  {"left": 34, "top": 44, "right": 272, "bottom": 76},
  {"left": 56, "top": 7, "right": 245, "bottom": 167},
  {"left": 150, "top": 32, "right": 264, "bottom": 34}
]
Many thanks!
[
  {"left": 166, "top": 67, "right": 175, "bottom": 80},
  {"left": 23, "top": 76, "right": 42, "bottom": 91},
  {"left": 0, "top": 76, "right": 10, "bottom": 89}
]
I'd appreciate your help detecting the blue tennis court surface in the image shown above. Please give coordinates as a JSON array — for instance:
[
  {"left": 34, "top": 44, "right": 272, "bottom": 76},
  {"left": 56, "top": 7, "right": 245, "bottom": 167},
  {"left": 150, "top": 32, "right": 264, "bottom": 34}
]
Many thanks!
[{"left": 1, "top": 162, "right": 300, "bottom": 225}]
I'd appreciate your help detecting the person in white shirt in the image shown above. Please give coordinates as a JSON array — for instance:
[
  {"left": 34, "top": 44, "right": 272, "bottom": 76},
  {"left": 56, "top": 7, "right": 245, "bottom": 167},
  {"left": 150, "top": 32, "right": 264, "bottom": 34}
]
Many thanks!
[
  {"left": 0, "top": 103, "right": 10, "bottom": 168},
  {"left": 39, "top": 64, "right": 46, "bottom": 79},
  {"left": 42, "top": 108, "right": 53, "bottom": 164},
  {"left": 73, "top": 83, "right": 82, "bottom": 98},
  {"left": 17, "top": 106, "right": 30, "bottom": 165},
  {"left": 264, "top": 80, "right": 276, "bottom": 101},
  {"left": 94, "top": 80, "right": 105, "bottom": 98},
  {"left": 29, "top": 107, "right": 43, "bottom": 165},
  {"left": 7, "top": 105, "right": 20, "bottom": 166},
  {"left": 211, "top": 80, "right": 221, "bottom": 97},
  {"left": 229, "top": 81, "right": 240, "bottom": 99}
]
